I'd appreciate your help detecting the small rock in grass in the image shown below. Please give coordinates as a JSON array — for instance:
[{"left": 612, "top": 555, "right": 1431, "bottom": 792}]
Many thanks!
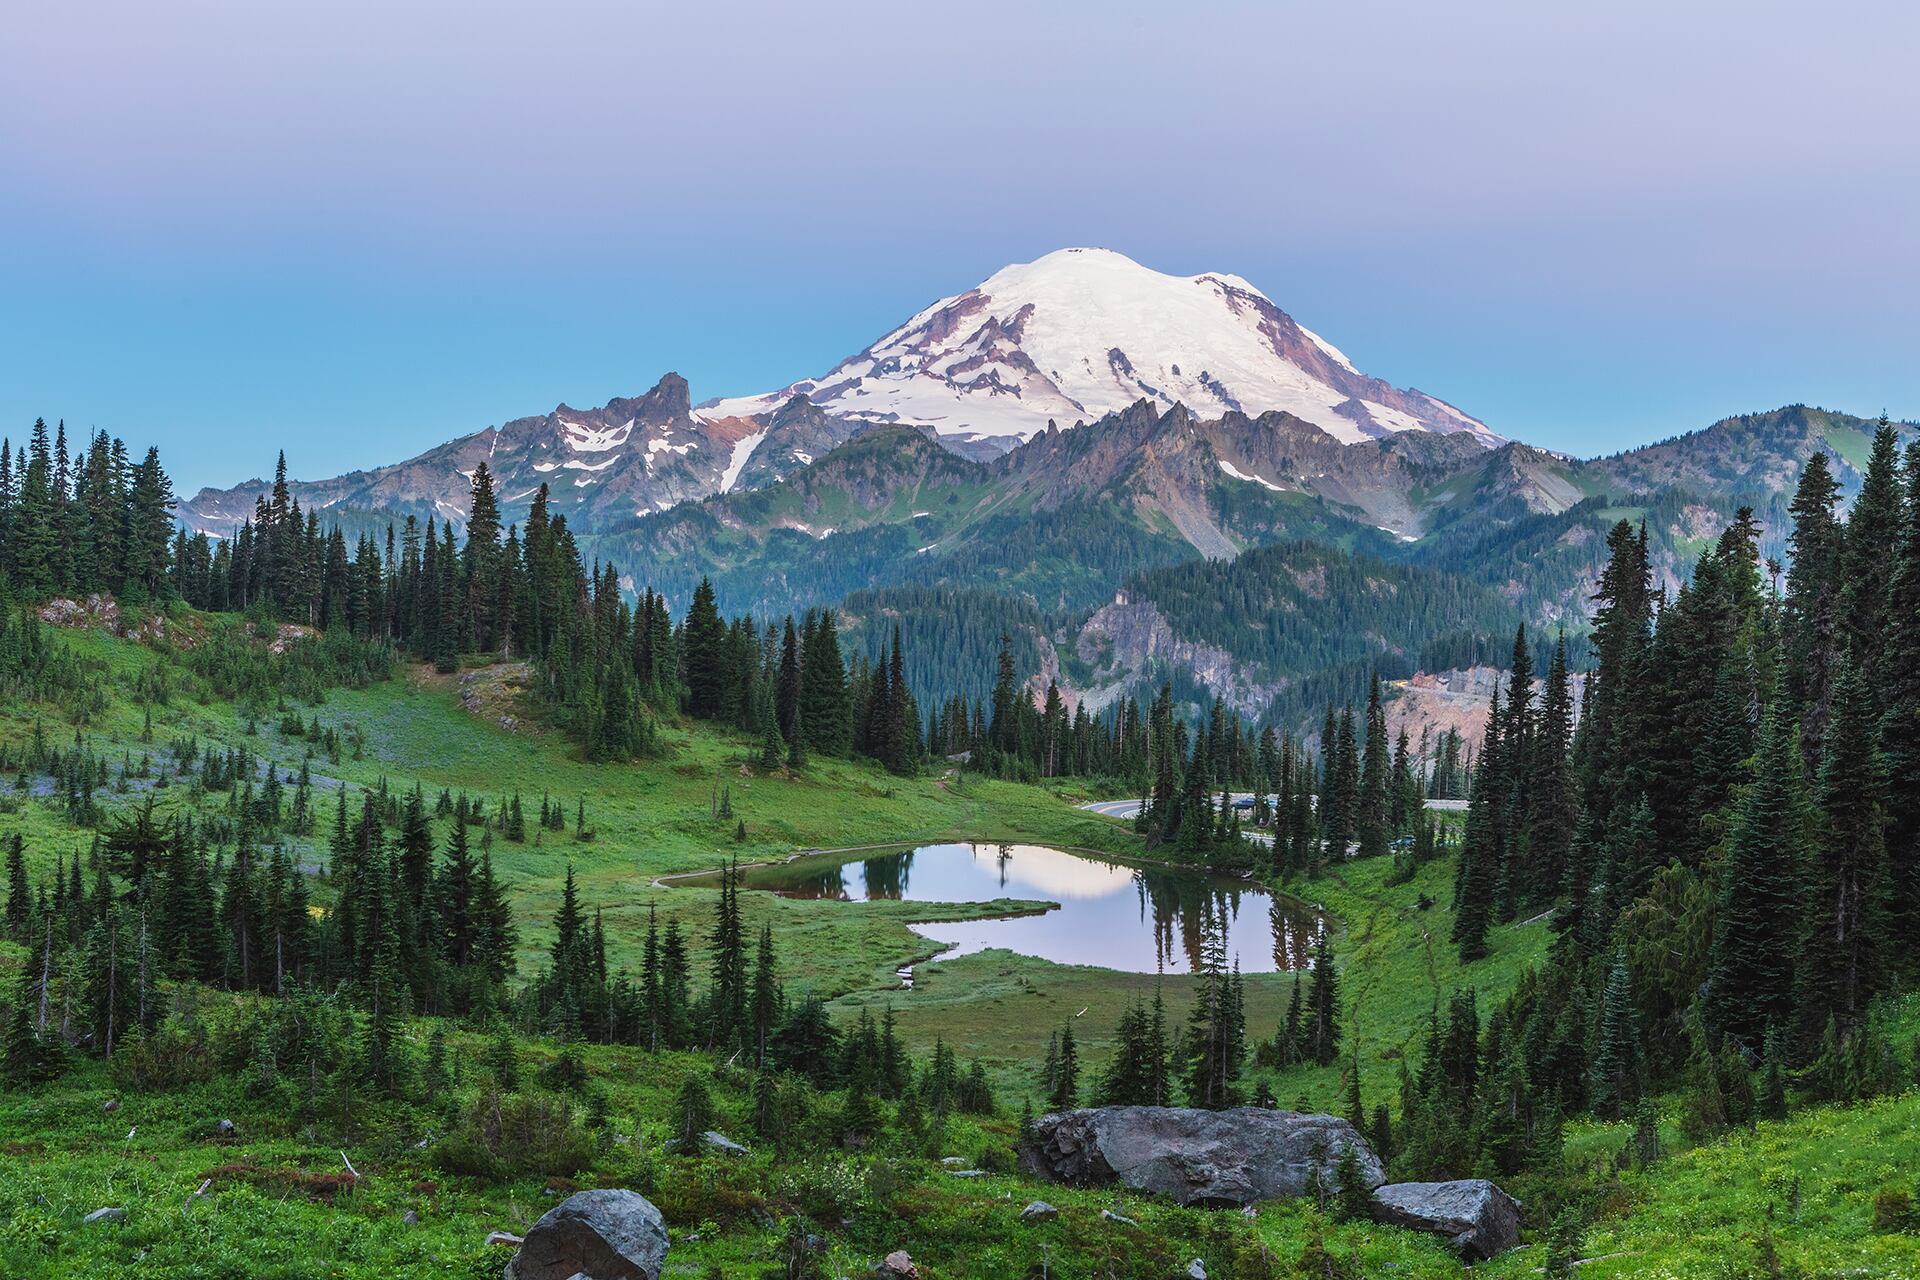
[
  {"left": 1188, "top": 1260, "right": 1207, "bottom": 1280},
  {"left": 214, "top": 1119, "right": 235, "bottom": 1139},
  {"left": 1018, "top": 1201, "right": 1059, "bottom": 1223},
  {"left": 1101, "top": 1209, "right": 1138, "bottom": 1227},
  {"left": 701, "top": 1131, "right": 750, "bottom": 1158},
  {"left": 102, "top": 1099, "right": 120, "bottom": 1114},
  {"left": 83, "top": 1207, "right": 127, "bottom": 1225},
  {"left": 402, "top": 1209, "right": 419, "bottom": 1226},
  {"left": 875, "top": 1251, "right": 918, "bottom": 1279}
]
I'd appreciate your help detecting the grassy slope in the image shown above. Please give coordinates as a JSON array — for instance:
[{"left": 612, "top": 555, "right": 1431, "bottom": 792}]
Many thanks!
[{"left": 3, "top": 616, "right": 1919, "bottom": 1277}]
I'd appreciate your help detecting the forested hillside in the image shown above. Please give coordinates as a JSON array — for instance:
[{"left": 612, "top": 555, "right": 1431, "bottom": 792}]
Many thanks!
[
  {"left": 1403, "top": 423, "right": 1920, "bottom": 1203},
  {"left": 1082, "top": 541, "right": 1523, "bottom": 728}
]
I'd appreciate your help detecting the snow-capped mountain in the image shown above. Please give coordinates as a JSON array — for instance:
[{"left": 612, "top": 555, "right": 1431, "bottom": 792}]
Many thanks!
[
  {"left": 179, "top": 248, "right": 1496, "bottom": 536},
  {"left": 699, "top": 247, "right": 1497, "bottom": 452}
]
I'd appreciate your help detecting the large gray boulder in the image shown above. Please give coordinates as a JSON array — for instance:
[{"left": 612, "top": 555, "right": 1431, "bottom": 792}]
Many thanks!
[
  {"left": 505, "top": 1188, "right": 670, "bottom": 1280},
  {"left": 1019, "top": 1106, "right": 1383, "bottom": 1207},
  {"left": 1370, "top": 1179, "right": 1523, "bottom": 1261}
]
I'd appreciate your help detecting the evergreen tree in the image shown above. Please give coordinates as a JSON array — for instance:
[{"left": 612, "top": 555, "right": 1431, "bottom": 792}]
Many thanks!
[
  {"left": 1884, "top": 441, "right": 1920, "bottom": 962},
  {"left": 1784, "top": 452, "right": 1846, "bottom": 761},
  {"left": 749, "top": 923, "right": 779, "bottom": 1068},
  {"left": 1590, "top": 948, "right": 1639, "bottom": 1119},
  {"left": 681, "top": 577, "right": 729, "bottom": 721},
  {"left": 1795, "top": 661, "right": 1888, "bottom": 1041},
  {"left": 1355, "top": 674, "right": 1391, "bottom": 859},
  {"left": 4, "top": 835, "right": 27, "bottom": 938},
  {"left": 1048, "top": 1023, "right": 1079, "bottom": 1109},
  {"left": 798, "top": 611, "right": 851, "bottom": 757},
  {"left": 1706, "top": 708, "right": 1807, "bottom": 1049},
  {"left": 1306, "top": 928, "right": 1340, "bottom": 1067}
]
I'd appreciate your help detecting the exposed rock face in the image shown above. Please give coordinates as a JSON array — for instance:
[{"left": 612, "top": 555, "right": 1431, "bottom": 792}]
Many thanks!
[
  {"left": 731, "top": 395, "right": 872, "bottom": 491},
  {"left": 1075, "top": 597, "right": 1278, "bottom": 718},
  {"left": 1018, "top": 1106, "right": 1383, "bottom": 1207},
  {"left": 1370, "top": 1179, "right": 1523, "bottom": 1261},
  {"left": 1384, "top": 666, "right": 1587, "bottom": 762},
  {"left": 505, "top": 1188, "right": 670, "bottom": 1280}
]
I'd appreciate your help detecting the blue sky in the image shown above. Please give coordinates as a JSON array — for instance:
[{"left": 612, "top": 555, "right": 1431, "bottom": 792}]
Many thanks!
[{"left": 2, "top": 1, "right": 1914, "bottom": 494}]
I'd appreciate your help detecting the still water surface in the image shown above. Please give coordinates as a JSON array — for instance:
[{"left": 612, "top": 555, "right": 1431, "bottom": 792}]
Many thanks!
[{"left": 731, "top": 842, "right": 1324, "bottom": 974}]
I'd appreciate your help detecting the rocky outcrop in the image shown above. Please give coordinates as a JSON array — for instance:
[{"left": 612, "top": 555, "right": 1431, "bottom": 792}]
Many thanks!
[
  {"left": 1370, "top": 1179, "right": 1523, "bottom": 1261},
  {"left": 266, "top": 623, "right": 317, "bottom": 655},
  {"left": 732, "top": 395, "right": 871, "bottom": 491},
  {"left": 1384, "top": 667, "right": 1587, "bottom": 762},
  {"left": 39, "top": 594, "right": 120, "bottom": 630},
  {"left": 505, "top": 1188, "right": 670, "bottom": 1280},
  {"left": 37, "top": 594, "right": 198, "bottom": 650},
  {"left": 1075, "top": 598, "right": 1281, "bottom": 719},
  {"left": 1018, "top": 1106, "right": 1382, "bottom": 1207}
]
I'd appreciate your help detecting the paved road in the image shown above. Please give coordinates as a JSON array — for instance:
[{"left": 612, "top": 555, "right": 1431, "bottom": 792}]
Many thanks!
[
  {"left": 1081, "top": 794, "right": 1275, "bottom": 846},
  {"left": 1080, "top": 794, "right": 1468, "bottom": 822}
]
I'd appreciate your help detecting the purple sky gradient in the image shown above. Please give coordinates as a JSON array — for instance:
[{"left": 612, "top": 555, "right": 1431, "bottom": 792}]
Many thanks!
[{"left": 2, "top": 1, "right": 1914, "bottom": 492}]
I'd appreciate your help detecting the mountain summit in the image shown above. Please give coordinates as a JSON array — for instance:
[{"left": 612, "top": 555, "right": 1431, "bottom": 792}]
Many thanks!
[
  {"left": 178, "top": 249, "right": 1497, "bottom": 535},
  {"left": 700, "top": 247, "right": 1497, "bottom": 452}
]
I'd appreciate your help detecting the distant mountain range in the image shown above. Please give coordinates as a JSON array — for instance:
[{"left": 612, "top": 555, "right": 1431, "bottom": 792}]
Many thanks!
[
  {"left": 178, "top": 248, "right": 1495, "bottom": 539},
  {"left": 173, "top": 249, "right": 1913, "bottom": 736}
]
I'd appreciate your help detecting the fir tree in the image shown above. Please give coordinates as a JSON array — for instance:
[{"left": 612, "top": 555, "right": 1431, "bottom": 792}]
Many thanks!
[
  {"left": 750, "top": 923, "right": 779, "bottom": 1068},
  {"left": 4, "top": 834, "right": 27, "bottom": 938},
  {"left": 1355, "top": 674, "right": 1391, "bottom": 859},
  {"left": 1591, "top": 948, "right": 1639, "bottom": 1120},
  {"left": 1795, "top": 660, "right": 1888, "bottom": 1041},
  {"left": 1306, "top": 928, "right": 1340, "bottom": 1067},
  {"left": 1706, "top": 709, "right": 1808, "bottom": 1049},
  {"left": 1048, "top": 1023, "right": 1079, "bottom": 1109},
  {"left": 1785, "top": 452, "right": 1846, "bottom": 761}
]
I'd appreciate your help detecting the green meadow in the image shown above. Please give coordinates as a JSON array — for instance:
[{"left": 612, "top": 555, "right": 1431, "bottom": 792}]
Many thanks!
[{"left": 2, "top": 617, "right": 1917, "bottom": 1278}]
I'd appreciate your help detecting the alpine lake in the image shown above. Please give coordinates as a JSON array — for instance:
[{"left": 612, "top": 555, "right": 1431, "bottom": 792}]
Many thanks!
[{"left": 683, "top": 841, "right": 1325, "bottom": 978}]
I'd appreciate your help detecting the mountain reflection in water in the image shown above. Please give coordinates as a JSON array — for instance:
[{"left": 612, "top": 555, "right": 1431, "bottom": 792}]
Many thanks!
[{"left": 733, "top": 842, "right": 1323, "bottom": 974}]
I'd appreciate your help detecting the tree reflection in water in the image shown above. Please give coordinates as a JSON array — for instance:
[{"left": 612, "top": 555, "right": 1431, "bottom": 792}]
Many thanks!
[
  {"left": 710, "top": 843, "right": 1327, "bottom": 975},
  {"left": 1133, "top": 865, "right": 1322, "bottom": 973}
]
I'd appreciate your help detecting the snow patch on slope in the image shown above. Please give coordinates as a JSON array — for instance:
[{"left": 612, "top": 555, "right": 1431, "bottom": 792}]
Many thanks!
[
  {"left": 561, "top": 418, "right": 636, "bottom": 453},
  {"left": 720, "top": 429, "right": 768, "bottom": 494},
  {"left": 1218, "top": 459, "right": 1287, "bottom": 492}
]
